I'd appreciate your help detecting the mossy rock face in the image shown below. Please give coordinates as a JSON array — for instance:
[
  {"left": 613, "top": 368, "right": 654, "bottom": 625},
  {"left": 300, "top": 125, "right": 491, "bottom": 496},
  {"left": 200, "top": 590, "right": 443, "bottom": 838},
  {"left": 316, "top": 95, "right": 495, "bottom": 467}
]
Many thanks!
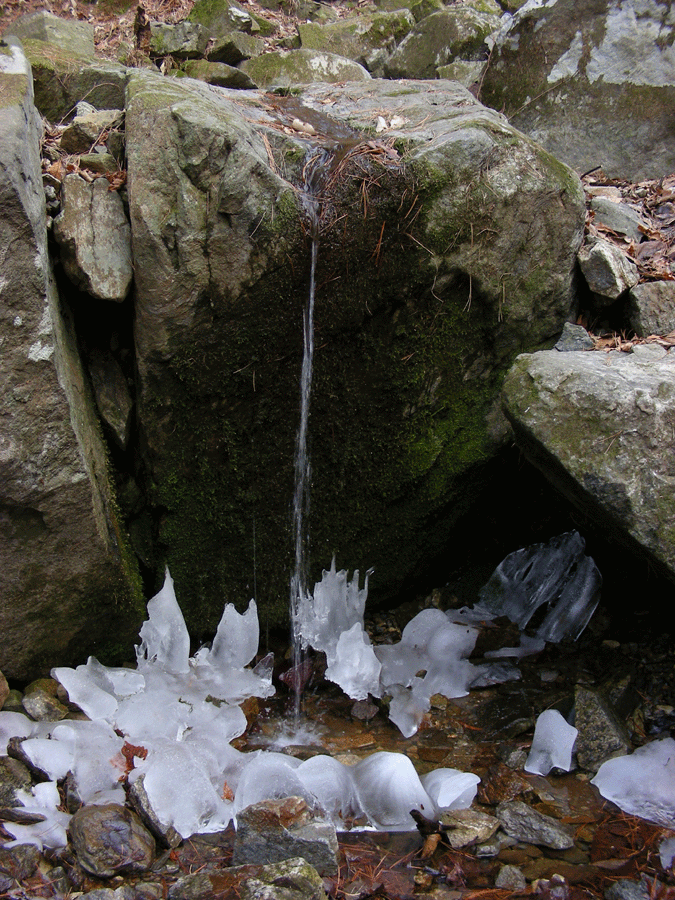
[
  {"left": 298, "top": 10, "right": 415, "bottom": 76},
  {"left": 0, "top": 43, "right": 144, "bottom": 680},
  {"left": 240, "top": 49, "right": 372, "bottom": 88},
  {"left": 384, "top": 6, "right": 501, "bottom": 79},
  {"left": 502, "top": 346, "right": 675, "bottom": 584},
  {"left": 20, "top": 39, "right": 128, "bottom": 121},
  {"left": 478, "top": 0, "right": 675, "bottom": 181},
  {"left": 126, "top": 73, "right": 585, "bottom": 638}
]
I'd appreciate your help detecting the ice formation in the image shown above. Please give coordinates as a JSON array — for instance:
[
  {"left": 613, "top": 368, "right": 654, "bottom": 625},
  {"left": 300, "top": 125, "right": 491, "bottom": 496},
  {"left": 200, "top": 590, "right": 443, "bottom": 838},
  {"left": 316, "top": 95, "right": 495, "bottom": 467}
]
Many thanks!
[
  {"left": 0, "top": 569, "right": 482, "bottom": 846},
  {"left": 475, "top": 531, "right": 602, "bottom": 642},
  {"left": 591, "top": 738, "right": 675, "bottom": 828},
  {"left": 296, "top": 534, "right": 601, "bottom": 738},
  {"left": 524, "top": 709, "right": 578, "bottom": 776}
]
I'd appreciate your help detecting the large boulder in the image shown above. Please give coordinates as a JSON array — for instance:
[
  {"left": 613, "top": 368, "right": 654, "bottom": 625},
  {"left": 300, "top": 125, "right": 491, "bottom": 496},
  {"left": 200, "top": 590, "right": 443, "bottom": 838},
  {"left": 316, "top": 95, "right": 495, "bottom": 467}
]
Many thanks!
[
  {"left": 502, "top": 344, "right": 675, "bottom": 583},
  {"left": 126, "top": 71, "right": 585, "bottom": 633},
  {"left": 478, "top": 0, "right": 675, "bottom": 181},
  {"left": 0, "top": 39, "right": 143, "bottom": 680}
]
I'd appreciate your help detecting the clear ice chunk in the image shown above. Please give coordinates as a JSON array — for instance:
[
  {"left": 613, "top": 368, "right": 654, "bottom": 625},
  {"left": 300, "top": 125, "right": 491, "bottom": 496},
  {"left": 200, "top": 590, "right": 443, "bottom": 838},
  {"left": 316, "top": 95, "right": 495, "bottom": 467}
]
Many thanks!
[
  {"left": 0, "top": 711, "right": 36, "bottom": 751},
  {"left": 4, "top": 781, "right": 70, "bottom": 850},
  {"left": 591, "top": 738, "right": 675, "bottom": 827},
  {"left": 476, "top": 532, "right": 602, "bottom": 642},
  {"left": 387, "top": 681, "right": 430, "bottom": 739},
  {"left": 352, "top": 752, "right": 436, "bottom": 830},
  {"left": 297, "top": 755, "right": 360, "bottom": 821},
  {"left": 524, "top": 709, "right": 578, "bottom": 775},
  {"left": 420, "top": 768, "right": 480, "bottom": 811},
  {"left": 325, "top": 623, "right": 381, "bottom": 701},
  {"left": 208, "top": 600, "right": 260, "bottom": 670},
  {"left": 137, "top": 568, "right": 191, "bottom": 674},
  {"left": 234, "top": 752, "right": 311, "bottom": 814}
]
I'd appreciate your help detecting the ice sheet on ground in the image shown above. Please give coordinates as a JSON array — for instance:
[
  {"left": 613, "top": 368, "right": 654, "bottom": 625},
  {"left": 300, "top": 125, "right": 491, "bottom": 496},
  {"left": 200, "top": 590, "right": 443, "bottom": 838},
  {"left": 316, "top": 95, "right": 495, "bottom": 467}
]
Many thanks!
[
  {"left": 4, "top": 781, "right": 71, "bottom": 850},
  {"left": 591, "top": 738, "right": 675, "bottom": 827},
  {"left": 525, "top": 709, "right": 578, "bottom": 775},
  {"left": 352, "top": 752, "right": 436, "bottom": 830},
  {"left": 420, "top": 768, "right": 480, "bottom": 810},
  {"left": 475, "top": 531, "right": 602, "bottom": 642}
]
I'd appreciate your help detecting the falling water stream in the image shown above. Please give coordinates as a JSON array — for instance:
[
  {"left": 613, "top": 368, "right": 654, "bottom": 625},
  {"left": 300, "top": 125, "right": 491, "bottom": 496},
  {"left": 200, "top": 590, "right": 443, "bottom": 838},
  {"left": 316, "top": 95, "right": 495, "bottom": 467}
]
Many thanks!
[{"left": 289, "top": 151, "right": 326, "bottom": 720}]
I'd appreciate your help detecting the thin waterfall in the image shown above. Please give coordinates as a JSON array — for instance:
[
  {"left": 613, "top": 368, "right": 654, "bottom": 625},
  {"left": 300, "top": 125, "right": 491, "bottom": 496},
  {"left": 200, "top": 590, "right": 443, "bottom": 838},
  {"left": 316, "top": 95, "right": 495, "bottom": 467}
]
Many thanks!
[{"left": 289, "top": 151, "right": 324, "bottom": 719}]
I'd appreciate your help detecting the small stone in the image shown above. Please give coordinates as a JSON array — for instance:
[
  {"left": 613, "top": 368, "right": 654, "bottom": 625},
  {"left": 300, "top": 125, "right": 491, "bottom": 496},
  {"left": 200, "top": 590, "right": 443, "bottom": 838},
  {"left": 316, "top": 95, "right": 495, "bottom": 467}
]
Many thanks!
[
  {"left": 574, "top": 685, "right": 630, "bottom": 773},
  {"left": 2, "top": 689, "right": 24, "bottom": 713},
  {"left": 578, "top": 236, "right": 639, "bottom": 302},
  {"left": 605, "top": 878, "right": 652, "bottom": 900},
  {"left": 495, "top": 863, "right": 527, "bottom": 891},
  {"left": 238, "top": 857, "right": 326, "bottom": 900},
  {"left": 496, "top": 800, "right": 574, "bottom": 850},
  {"left": 554, "top": 322, "right": 595, "bottom": 351},
  {"left": 351, "top": 698, "right": 378, "bottom": 721},
  {"left": 0, "top": 756, "right": 33, "bottom": 806},
  {"left": 21, "top": 683, "right": 68, "bottom": 721},
  {"left": 68, "top": 803, "right": 155, "bottom": 877},
  {"left": 439, "top": 808, "right": 500, "bottom": 849},
  {"left": 233, "top": 797, "right": 338, "bottom": 876}
]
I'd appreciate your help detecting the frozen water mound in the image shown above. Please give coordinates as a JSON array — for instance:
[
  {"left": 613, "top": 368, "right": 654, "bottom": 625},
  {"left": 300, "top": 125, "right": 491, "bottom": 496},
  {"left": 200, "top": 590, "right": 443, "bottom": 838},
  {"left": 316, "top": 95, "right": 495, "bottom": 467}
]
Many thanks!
[
  {"left": 476, "top": 531, "right": 602, "bottom": 642},
  {"left": 352, "top": 752, "right": 436, "bottom": 830},
  {"left": 525, "top": 709, "right": 578, "bottom": 776},
  {"left": 591, "top": 738, "right": 675, "bottom": 827}
]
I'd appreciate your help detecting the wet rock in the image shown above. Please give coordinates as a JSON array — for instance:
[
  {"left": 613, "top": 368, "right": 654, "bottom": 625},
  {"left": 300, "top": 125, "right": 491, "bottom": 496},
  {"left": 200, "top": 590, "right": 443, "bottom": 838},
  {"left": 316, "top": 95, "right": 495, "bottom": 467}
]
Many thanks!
[
  {"left": 0, "top": 844, "right": 41, "bottom": 891},
  {"left": 167, "top": 873, "right": 214, "bottom": 900},
  {"left": 440, "top": 808, "right": 500, "bottom": 849},
  {"left": 554, "top": 323, "right": 595, "bottom": 352},
  {"left": 496, "top": 800, "right": 574, "bottom": 850},
  {"left": 68, "top": 803, "right": 155, "bottom": 877},
  {"left": 0, "top": 756, "right": 33, "bottom": 806},
  {"left": 149, "top": 22, "right": 209, "bottom": 58},
  {"left": 5, "top": 10, "right": 95, "bottom": 58},
  {"left": 574, "top": 685, "right": 630, "bottom": 773},
  {"left": 22, "top": 681, "right": 68, "bottom": 721},
  {"left": 495, "top": 863, "right": 527, "bottom": 891},
  {"left": 2, "top": 690, "right": 24, "bottom": 713},
  {"left": 233, "top": 797, "right": 338, "bottom": 876},
  {"left": 605, "top": 878, "right": 652, "bottom": 900},
  {"left": 237, "top": 857, "right": 327, "bottom": 900},
  {"left": 128, "top": 774, "right": 182, "bottom": 849},
  {"left": 54, "top": 174, "right": 132, "bottom": 302},
  {"left": 81, "top": 889, "right": 137, "bottom": 900},
  {"left": 351, "top": 698, "right": 378, "bottom": 721},
  {"left": 578, "top": 237, "right": 639, "bottom": 302},
  {"left": 628, "top": 282, "right": 675, "bottom": 337},
  {"left": 0, "top": 672, "right": 8, "bottom": 710}
]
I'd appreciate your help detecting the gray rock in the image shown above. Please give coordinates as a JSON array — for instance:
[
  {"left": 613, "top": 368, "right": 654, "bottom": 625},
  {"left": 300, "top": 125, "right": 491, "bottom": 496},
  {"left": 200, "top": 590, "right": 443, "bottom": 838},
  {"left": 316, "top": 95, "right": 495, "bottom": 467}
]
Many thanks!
[
  {"left": 384, "top": 6, "right": 500, "bottom": 79},
  {"left": 0, "top": 40, "right": 142, "bottom": 681},
  {"left": 81, "top": 888, "right": 137, "bottom": 900},
  {"left": 479, "top": 0, "right": 675, "bottom": 181},
  {"left": 233, "top": 797, "right": 338, "bottom": 876},
  {"left": 605, "top": 878, "right": 652, "bottom": 900},
  {"left": 88, "top": 350, "right": 134, "bottom": 450},
  {"left": 496, "top": 800, "right": 574, "bottom": 850},
  {"left": 436, "top": 59, "right": 485, "bottom": 88},
  {"left": 207, "top": 31, "right": 264, "bottom": 65},
  {"left": 0, "top": 757, "right": 32, "bottom": 807},
  {"left": 555, "top": 322, "right": 594, "bottom": 351},
  {"left": 125, "top": 72, "right": 584, "bottom": 629},
  {"left": 60, "top": 109, "right": 124, "bottom": 155},
  {"left": 54, "top": 175, "right": 132, "bottom": 302},
  {"left": 240, "top": 48, "right": 372, "bottom": 87},
  {"left": 502, "top": 345, "right": 675, "bottom": 583},
  {"left": 149, "top": 22, "right": 210, "bottom": 58},
  {"left": 495, "top": 864, "right": 527, "bottom": 891},
  {"left": 628, "top": 281, "right": 675, "bottom": 337},
  {"left": 578, "top": 237, "right": 639, "bottom": 302},
  {"left": 4, "top": 11, "right": 95, "bottom": 58},
  {"left": 574, "top": 685, "right": 630, "bottom": 773},
  {"left": 590, "top": 197, "right": 645, "bottom": 243},
  {"left": 68, "top": 804, "right": 155, "bottom": 877},
  {"left": 189, "top": 0, "right": 260, "bottom": 38}
]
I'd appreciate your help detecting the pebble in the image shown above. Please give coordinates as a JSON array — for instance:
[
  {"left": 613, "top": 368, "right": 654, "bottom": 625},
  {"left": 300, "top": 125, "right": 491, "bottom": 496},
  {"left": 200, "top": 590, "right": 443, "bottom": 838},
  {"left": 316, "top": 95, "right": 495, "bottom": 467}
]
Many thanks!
[
  {"left": 495, "top": 863, "right": 527, "bottom": 891},
  {"left": 496, "top": 800, "right": 575, "bottom": 850},
  {"left": 68, "top": 803, "right": 155, "bottom": 878}
]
